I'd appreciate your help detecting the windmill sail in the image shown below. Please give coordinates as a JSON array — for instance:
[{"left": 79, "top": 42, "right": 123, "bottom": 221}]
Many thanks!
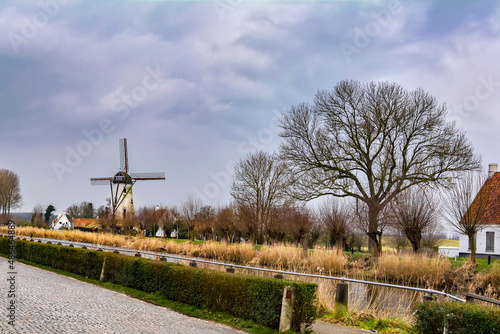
[
  {"left": 119, "top": 138, "right": 128, "bottom": 173},
  {"left": 90, "top": 177, "right": 113, "bottom": 186},
  {"left": 129, "top": 172, "right": 165, "bottom": 180}
]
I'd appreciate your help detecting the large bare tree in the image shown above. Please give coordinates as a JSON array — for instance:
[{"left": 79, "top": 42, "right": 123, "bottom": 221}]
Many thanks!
[
  {"left": 230, "top": 150, "right": 291, "bottom": 244},
  {"left": 280, "top": 80, "right": 481, "bottom": 256},
  {"left": 444, "top": 172, "right": 489, "bottom": 263},
  {"left": 0, "top": 169, "right": 22, "bottom": 219},
  {"left": 388, "top": 187, "right": 439, "bottom": 252}
]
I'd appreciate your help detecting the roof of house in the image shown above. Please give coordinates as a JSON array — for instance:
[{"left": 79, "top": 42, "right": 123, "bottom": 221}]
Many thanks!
[
  {"left": 471, "top": 172, "right": 500, "bottom": 224},
  {"left": 73, "top": 218, "right": 95, "bottom": 228},
  {"left": 53, "top": 212, "right": 70, "bottom": 224}
]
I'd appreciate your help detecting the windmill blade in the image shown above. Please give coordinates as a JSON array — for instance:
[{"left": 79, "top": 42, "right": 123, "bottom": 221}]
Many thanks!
[
  {"left": 90, "top": 177, "right": 112, "bottom": 186},
  {"left": 129, "top": 172, "right": 165, "bottom": 180},
  {"left": 119, "top": 138, "right": 128, "bottom": 173}
]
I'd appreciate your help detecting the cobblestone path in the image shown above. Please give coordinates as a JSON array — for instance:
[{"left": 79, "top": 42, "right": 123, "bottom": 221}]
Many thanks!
[{"left": 0, "top": 257, "right": 246, "bottom": 334}]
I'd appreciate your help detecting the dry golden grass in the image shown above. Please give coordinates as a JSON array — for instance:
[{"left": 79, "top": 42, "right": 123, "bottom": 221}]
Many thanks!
[
  {"left": 256, "top": 244, "right": 306, "bottom": 270},
  {"left": 374, "top": 252, "right": 451, "bottom": 288},
  {"left": 308, "top": 248, "right": 347, "bottom": 275}
]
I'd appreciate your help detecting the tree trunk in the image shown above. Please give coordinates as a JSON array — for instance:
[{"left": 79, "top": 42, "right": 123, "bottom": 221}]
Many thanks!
[
  {"left": 409, "top": 231, "right": 421, "bottom": 253},
  {"left": 302, "top": 234, "right": 308, "bottom": 257},
  {"left": 334, "top": 232, "right": 344, "bottom": 255},
  {"left": 367, "top": 204, "right": 382, "bottom": 256},
  {"left": 468, "top": 234, "right": 476, "bottom": 264}
]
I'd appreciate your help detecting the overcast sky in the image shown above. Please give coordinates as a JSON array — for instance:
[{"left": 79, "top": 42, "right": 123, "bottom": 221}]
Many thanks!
[{"left": 1, "top": 0, "right": 500, "bottom": 216}]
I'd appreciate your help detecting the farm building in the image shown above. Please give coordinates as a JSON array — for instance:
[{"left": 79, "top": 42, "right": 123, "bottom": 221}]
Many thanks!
[
  {"left": 458, "top": 164, "right": 500, "bottom": 259},
  {"left": 51, "top": 212, "right": 73, "bottom": 230}
]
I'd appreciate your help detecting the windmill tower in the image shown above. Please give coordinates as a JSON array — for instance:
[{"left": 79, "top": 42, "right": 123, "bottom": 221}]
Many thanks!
[{"left": 90, "top": 138, "right": 165, "bottom": 220}]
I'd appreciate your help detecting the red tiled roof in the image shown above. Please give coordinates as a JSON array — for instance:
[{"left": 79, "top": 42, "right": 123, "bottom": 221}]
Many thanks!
[
  {"left": 471, "top": 172, "right": 500, "bottom": 224},
  {"left": 73, "top": 218, "right": 95, "bottom": 228}
]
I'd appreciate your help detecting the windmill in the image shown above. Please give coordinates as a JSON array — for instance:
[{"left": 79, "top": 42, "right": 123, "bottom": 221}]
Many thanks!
[{"left": 90, "top": 138, "right": 165, "bottom": 220}]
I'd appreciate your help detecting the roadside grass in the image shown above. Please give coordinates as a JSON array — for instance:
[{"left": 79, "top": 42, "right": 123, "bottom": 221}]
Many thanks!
[
  {"left": 2, "top": 254, "right": 287, "bottom": 334},
  {"left": 320, "top": 311, "right": 417, "bottom": 334}
]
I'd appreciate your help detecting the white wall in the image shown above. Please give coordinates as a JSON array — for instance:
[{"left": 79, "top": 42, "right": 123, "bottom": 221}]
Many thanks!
[
  {"left": 438, "top": 246, "right": 460, "bottom": 257},
  {"left": 458, "top": 225, "right": 500, "bottom": 255}
]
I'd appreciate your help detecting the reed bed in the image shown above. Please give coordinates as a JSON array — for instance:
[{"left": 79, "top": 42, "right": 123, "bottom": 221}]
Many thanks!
[
  {"left": 470, "top": 263, "right": 500, "bottom": 298},
  {"left": 373, "top": 252, "right": 452, "bottom": 288}
]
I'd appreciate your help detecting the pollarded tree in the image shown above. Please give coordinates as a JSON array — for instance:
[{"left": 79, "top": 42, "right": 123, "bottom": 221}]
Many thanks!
[
  {"left": 388, "top": 187, "right": 439, "bottom": 253},
  {"left": 181, "top": 193, "right": 203, "bottom": 240},
  {"left": 230, "top": 151, "right": 291, "bottom": 244},
  {"left": 319, "top": 198, "right": 351, "bottom": 254},
  {"left": 444, "top": 171, "right": 489, "bottom": 264},
  {"left": 280, "top": 80, "right": 481, "bottom": 256}
]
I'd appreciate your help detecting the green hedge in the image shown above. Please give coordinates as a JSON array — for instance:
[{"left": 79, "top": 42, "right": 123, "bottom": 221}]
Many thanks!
[
  {"left": 0, "top": 238, "right": 317, "bottom": 330},
  {"left": 415, "top": 301, "right": 500, "bottom": 334}
]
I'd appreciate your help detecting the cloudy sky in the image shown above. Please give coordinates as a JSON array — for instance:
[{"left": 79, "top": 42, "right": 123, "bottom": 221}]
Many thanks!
[{"left": 1, "top": 0, "right": 500, "bottom": 216}]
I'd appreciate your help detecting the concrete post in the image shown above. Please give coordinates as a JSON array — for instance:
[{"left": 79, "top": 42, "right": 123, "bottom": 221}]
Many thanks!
[
  {"left": 334, "top": 282, "right": 349, "bottom": 319},
  {"left": 422, "top": 293, "right": 433, "bottom": 302},
  {"left": 443, "top": 314, "right": 450, "bottom": 334},
  {"left": 279, "top": 286, "right": 296, "bottom": 333}
]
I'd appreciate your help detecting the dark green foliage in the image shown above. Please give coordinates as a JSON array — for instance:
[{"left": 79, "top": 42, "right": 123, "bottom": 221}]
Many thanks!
[
  {"left": 44, "top": 205, "right": 56, "bottom": 225},
  {"left": 1, "top": 238, "right": 317, "bottom": 330},
  {"left": 415, "top": 301, "right": 500, "bottom": 334}
]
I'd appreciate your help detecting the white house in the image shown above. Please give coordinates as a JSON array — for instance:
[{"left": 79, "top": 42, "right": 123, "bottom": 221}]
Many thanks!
[
  {"left": 51, "top": 212, "right": 73, "bottom": 230},
  {"left": 458, "top": 163, "right": 500, "bottom": 259}
]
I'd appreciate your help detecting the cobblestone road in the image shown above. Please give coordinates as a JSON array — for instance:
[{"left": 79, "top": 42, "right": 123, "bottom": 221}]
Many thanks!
[{"left": 0, "top": 258, "right": 247, "bottom": 334}]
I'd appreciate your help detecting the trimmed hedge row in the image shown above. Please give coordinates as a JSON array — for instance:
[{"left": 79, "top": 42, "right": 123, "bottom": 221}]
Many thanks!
[
  {"left": 0, "top": 238, "right": 317, "bottom": 330},
  {"left": 415, "top": 301, "right": 500, "bottom": 334}
]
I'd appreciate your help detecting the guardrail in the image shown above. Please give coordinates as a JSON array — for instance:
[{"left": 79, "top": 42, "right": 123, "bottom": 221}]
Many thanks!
[
  {"left": 462, "top": 292, "right": 500, "bottom": 306},
  {"left": 5, "top": 234, "right": 466, "bottom": 303}
]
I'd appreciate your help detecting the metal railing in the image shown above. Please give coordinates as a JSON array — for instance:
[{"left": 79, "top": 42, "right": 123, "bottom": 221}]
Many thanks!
[{"left": 6, "top": 234, "right": 466, "bottom": 302}]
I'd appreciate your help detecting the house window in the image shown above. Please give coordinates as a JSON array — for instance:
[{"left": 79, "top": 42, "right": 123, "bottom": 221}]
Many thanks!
[{"left": 486, "top": 232, "right": 495, "bottom": 252}]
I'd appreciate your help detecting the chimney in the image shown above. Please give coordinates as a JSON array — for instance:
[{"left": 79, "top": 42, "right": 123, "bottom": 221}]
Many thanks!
[{"left": 489, "top": 163, "right": 498, "bottom": 178}]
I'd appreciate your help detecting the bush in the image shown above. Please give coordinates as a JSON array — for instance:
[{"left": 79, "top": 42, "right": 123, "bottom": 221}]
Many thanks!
[
  {"left": 415, "top": 301, "right": 500, "bottom": 334},
  {"left": 0, "top": 238, "right": 317, "bottom": 330}
]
